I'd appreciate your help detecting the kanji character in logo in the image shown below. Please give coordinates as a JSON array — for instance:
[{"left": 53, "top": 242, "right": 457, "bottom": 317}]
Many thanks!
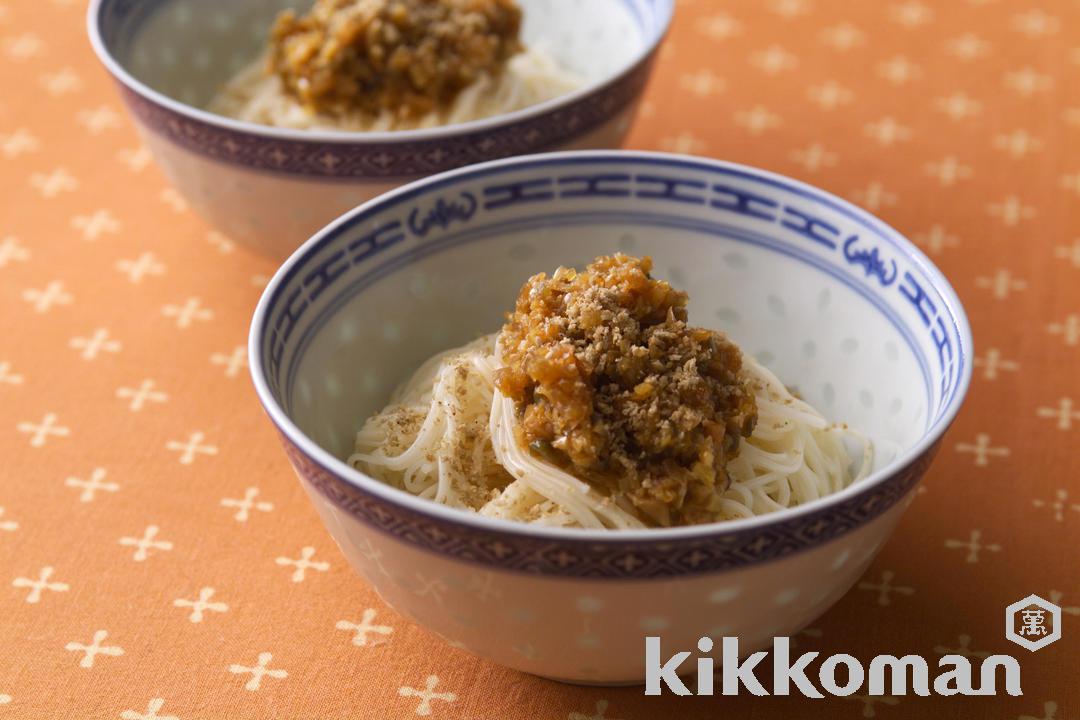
[{"left": 1019, "top": 609, "right": 1047, "bottom": 637}]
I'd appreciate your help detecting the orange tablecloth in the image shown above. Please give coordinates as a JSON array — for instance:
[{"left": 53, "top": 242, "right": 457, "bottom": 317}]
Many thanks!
[{"left": 1, "top": 1, "right": 1077, "bottom": 718}]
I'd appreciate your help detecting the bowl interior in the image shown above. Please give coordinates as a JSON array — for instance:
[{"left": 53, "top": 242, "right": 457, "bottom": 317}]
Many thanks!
[
  {"left": 98, "top": 0, "right": 650, "bottom": 110},
  {"left": 255, "top": 153, "right": 970, "bottom": 494}
]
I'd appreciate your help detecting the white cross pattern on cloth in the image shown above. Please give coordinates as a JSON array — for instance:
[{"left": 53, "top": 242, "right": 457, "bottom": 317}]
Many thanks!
[
  {"left": 845, "top": 694, "right": 899, "bottom": 717},
  {"left": 973, "top": 348, "right": 1018, "bottom": 380},
  {"left": 945, "top": 33, "right": 990, "bottom": 62},
  {"left": 877, "top": 55, "right": 921, "bottom": 84},
  {"left": 399, "top": 675, "right": 456, "bottom": 716},
  {"left": 955, "top": 433, "right": 1009, "bottom": 466},
  {"left": 275, "top": 546, "right": 329, "bottom": 582},
  {"left": 115, "top": 252, "right": 165, "bottom": 283},
  {"left": 116, "top": 379, "right": 168, "bottom": 411},
  {"left": 336, "top": 608, "right": 394, "bottom": 647},
  {"left": 678, "top": 69, "right": 725, "bottom": 98},
  {"left": 1053, "top": 239, "right": 1080, "bottom": 267},
  {"left": 71, "top": 209, "right": 121, "bottom": 240},
  {"left": 913, "top": 225, "right": 960, "bottom": 254},
  {"left": 75, "top": 105, "right": 122, "bottom": 134},
  {"left": 851, "top": 182, "right": 896, "bottom": 211},
  {"left": 944, "top": 529, "right": 1002, "bottom": 563},
  {"left": 735, "top": 106, "right": 782, "bottom": 134},
  {"left": 116, "top": 145, "right": 151, "bottom": 172},
  {"left": 857, "top": 570, "right": 915, "bottom": 606},
  {"left": 658, "top": 131, "right": 707, "bottom": 155},
  {"left": 924, "top": 156, "right": 973, "bottom": 187},
  {"left": 12, "top": 566, "right": 69, "bottom": 603},
  {"left": 749, "top": 45, "right": 798, "bottom": 74},
  {"left": 206, "top": 231, "right": 235, "bottom": 253},
  {"left": 209, "top": 346, "right": 247, "bottom": 377},
  {"left": 21, "top": 281, "right": 72, "bottom": 313},
  {"left": 994, "top": 129, "right": 1043, "bottom": 159},
  {"left": 933, "top": 634, "right": 990, "bottom": 659},
  {"left": 769, "top": 0, "right": 812, "bottom": 19},
  {"left": 118, "top": 525, "right": 173, "bottom": 561},
  {"left": 1019, "top": 700, "right": 1061, "bottom": 720},
  {"left": 229, "top": 652, "right": 287, "bottom": 691},
  {"left": 1033, "top": 489, "right": 1080, "bottom": 523},
  {"left": 174, "top": 587, "right": 228, "bottom": 623},
  {"left": 696, "top": 13, "right": 742, "bottom": 41},
  {"left": 0, "top": 236, "right": 29, "bottom": 267},
  {"left": 935, "top": 92, "right": 983, "bottom": 120},
  {"left": 39, "top": 67, "right": 82, "bottom": 95},
  {"left": 864, "top": 116, "right": 912, "bottom": 146},
  {"left": 975, "top": 269, "right": 1027, "bottom": 300},
  {"left": 120, "top": 698, "right": 177, "bottom": 720},
  {"left": 161, "top": 297, "right": 213, "bottom": 329},
  {"left": 69, "top": 328, "right": 121, "bottom": 360},
  {"left": 1062, "top": 172, "right": 1080, "bottom": 196},
  {"left": 1047, "top": 590, "right": 1080, "bottom": 617},
  {"left": 220, "top": 487, "right": 273, "bottom": 522},
  {"left": 29, "top": 167, "right": 78, "bottom": 198},
  {"left": 807, "top": 80, "right": 854, "bottom": 110},
  {"left": 165, "top": 432, "right": 217, "bottom": 464},
  {"left": 65, "top": 629, "right": 124, "bottom": 668},
  {"left": 1004, "top": 67, "right": 1053, "bottom": 96},
  {"left": 1011, "top": 9, "right": 1060, "bottom": 38},
  {"left": 889, "top": 1, "right": 933, "bottom": 27},
  {"left": 0, "top": 128, "right": 38, "bottom": 157},
  {"left": 819, "top": 23, "right": 864, "bottom": 51},
  {"left": 790, "top": 143, "right": 838, "bottom": 172},
  {"left": 4, "top": 33, "right": 44, "bottom": 60},
  {"left": 159, "top": 188, "right": 188, "bottom": 213},
  {"left": 1047, "top": 315, "right": 1080, "bottom": 346},
  {"left": 987, "top": 196, "right": 1036, "bottom": 226},
  {"left": 65, "top": 467, "right": 118, "bottom": 503},
  {"left": 16, "top": 412, "right": 69, "bottom": 447},
  {"left": 568, "top": 699, "right": 622, "bottom": 720},
  {"left": 0, "top": 507, "right": 18, "bottom": 532},
  {"left": 1036, "top": 398, "right": 1080, "bottom": 430}
]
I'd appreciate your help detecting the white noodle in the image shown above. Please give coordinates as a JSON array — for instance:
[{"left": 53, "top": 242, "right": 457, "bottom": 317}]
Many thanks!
[
  {"left": 208, "top": 45, "right": 583, "bottom": 131},
  {"left": 348, "top": 334, "right": 875, "bottom": 529}
]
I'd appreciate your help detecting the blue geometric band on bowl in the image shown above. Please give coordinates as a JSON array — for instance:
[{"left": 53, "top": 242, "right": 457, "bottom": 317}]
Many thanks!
[
  {"left": 283, "top": 433, "right": 938, "bottom": 578},
  {"left": 115, "top": 56, "right": 655, "bottom": 179}
]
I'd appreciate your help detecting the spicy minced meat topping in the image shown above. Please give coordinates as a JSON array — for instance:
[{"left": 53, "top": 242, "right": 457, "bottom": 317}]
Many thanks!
[
  {"left": 494, "top": 254, "right": 758, "bottom": 527},
  {"left": 269, "top": 0, "right": 522, "bottom": 118}
]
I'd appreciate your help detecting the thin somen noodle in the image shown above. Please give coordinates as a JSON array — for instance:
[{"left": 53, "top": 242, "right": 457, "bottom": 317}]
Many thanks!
[
  {"left": 210, "top": 46, "right": 581, "bottom": 131},
  {"left": 348, "top": 334, "right": 873, "bottom": 529}
]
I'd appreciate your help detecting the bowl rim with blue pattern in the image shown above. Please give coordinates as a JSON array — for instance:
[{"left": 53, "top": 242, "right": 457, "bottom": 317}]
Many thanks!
[
  {"left": 87, "top": 0, "right": 675, "bottom": 179},
  {"left": 248, "top": 150, "right": 973, "bottom": 578}
]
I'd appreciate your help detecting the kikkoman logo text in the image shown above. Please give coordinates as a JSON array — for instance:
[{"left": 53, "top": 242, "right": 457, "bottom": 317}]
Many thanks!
[
  {"left": 645, "top": 637, "right": 1022, "bottom": 698},
  {"left": 643, "top": 639, "right": 1023, "bottom": 699},
  {"left": 645, "top": 593, "right": 1063, "bottom": 697}
]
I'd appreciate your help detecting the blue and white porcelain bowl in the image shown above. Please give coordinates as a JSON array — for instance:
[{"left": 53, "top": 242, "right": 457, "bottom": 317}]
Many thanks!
[
  {"left": 87, "top": 0, "right": 673, "bottom": 258},
  {"left": 249, "top": 151, "right": 973, "bottom": 684}
]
